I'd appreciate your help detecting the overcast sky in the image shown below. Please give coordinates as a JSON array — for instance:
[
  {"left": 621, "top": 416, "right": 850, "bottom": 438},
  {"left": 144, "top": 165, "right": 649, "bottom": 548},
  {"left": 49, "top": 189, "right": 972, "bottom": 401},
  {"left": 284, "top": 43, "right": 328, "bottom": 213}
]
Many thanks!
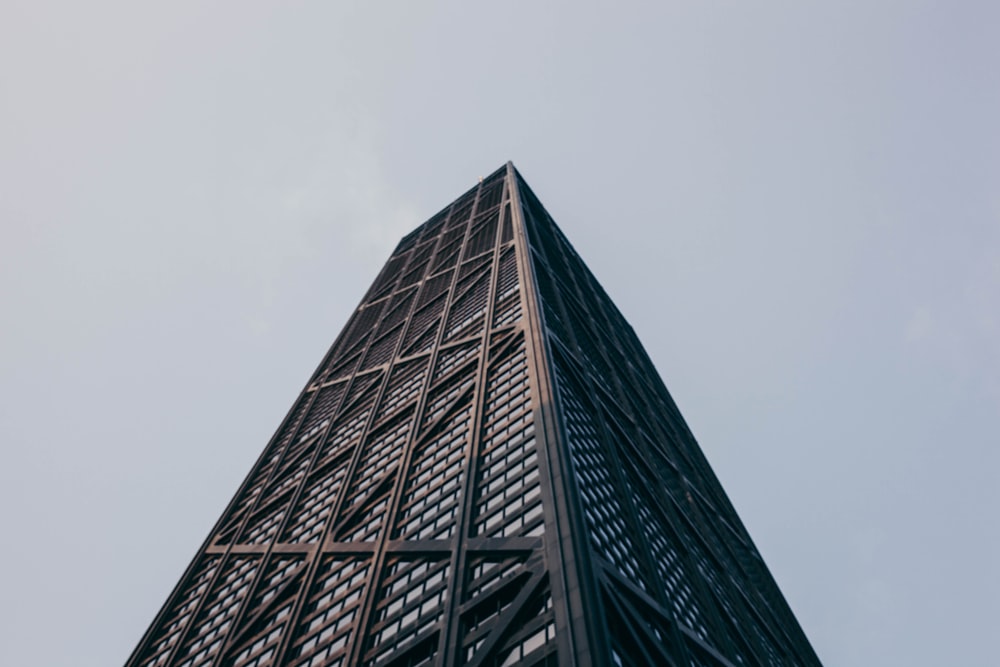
[{"left": 2, "top": 2, "right": 998, "bottom": 665}]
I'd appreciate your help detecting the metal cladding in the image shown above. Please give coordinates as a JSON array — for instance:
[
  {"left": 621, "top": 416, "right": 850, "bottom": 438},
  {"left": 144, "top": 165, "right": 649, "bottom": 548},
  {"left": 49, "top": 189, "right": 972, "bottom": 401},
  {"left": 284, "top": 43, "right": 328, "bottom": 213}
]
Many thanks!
[{"left": 127, "top": 163, "right": 821, "bottom": 667}]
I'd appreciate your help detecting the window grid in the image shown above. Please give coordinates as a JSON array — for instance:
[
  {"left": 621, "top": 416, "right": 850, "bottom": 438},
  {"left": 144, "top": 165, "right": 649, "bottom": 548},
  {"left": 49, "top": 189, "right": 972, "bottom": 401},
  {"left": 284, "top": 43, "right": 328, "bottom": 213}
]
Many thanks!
[
  {"left": 422, "top": 375, "right": 476, "bottom": 428},
  {"left": 271, "top": 399, "right": 310, "bottom": 454},
  {"left": 429, "top": 235, "right": 463, "bottom": 274},
  {"left": 140, "top": 558, "right": 220, "bottom": 667},
  {"left": 380, "top": 289, "right": 419, "bottom": 335},
  {"left": 226, "top": 600, "right": 293, "bottom": 667},
  {"left": 266, "top": 457, "right": 310, "bottom": 506},
  {"left": 322, "top": 298, "right": 384, "bottom": 378},
  {"left": 215, "top": 396, "right": 316, "bottom": 545},
  {"left": 394, "top": 407, "right": 472, "bottom": 540},
  {"left": 499, "top": 203, "right": 512, "bottom": 244},
  {"left": 251, "top": 558, "right": 301, "bottom": 607},
  {"left": 366, "top": 254, "right": 407, "bottom": 303},
  {"left": 344, "top": 418, "right": 412, "bottom": 509},
  {"left": 472, "top": 590, "right": 555, "bottom": 667},
  {"left": 177, "top": 558, "right": 259, "bottom": 667},
  {"left": 398, "top": 256, "right": 431, "bottom": 291},
  {"left": 292, "top": 558, "right": 369, "bottom": 667},
  {"left": 472, "top": 558, "right": 527, "bottom": 602},
  {"left": 400, "top": 295, "right": 446, "bottom": 356},
  {"left": 377, "top": 361, "right": 430, "bottom": 422},
  {"left": 473, "top": 343, "right": 543, "bottom": 538},
  {"left": 636, "top": 502, "right": 707, "bottom": 639},
  {"left": 282, "top": 464, "right": 349, "bottom": 543},
  {"left": 315, "top": 408, "right": 369, "bottom": 471},
  {"left": 444, "top": 270, "right": 491, "bottom": 341},
  {"left": 447, "top": 198, "right": 476, "bottom": 230},
  {"left": 496, "top": 620, "right": 555, "bottom": 667},
  {"left": 297, "top": 382, "right": 346, "bottom": 443},
  {"left": 461, "top": 569, "right": 525, "bottom": 640},
  {"left": 364, "top": 559, "right": 450, "bottom": 666},
  {"left": 459, "top": 252, "right": 493, "bottom": 282},
  {"left": 476, "top": 178, "right": 504, "bottom": 212},
  {"left": 432, "top": 341, "right": 481, "bottom": 381},
  {"left": 556, "top": 371, "right": 646, "bottom": 588},
  {"left": 416, "top": 269, "right": 454, "bottom": 311},
  {"left": 491, "top": 246, "right": 521, "bottom": 329},
  {"left": 361, "top": 325, "right": 404, "bottom": 372},
  {"left": 342, "top": 373, "right": 382, "bottom": 414},
  {"left": 241, "top": 505, "right": 288, "bottom": 546},
  {"left": 341, "top": 492, "right": 392, "bottom": 543},
  {"left": 462, "top": 210, "right": 498, "bottom": 261}
]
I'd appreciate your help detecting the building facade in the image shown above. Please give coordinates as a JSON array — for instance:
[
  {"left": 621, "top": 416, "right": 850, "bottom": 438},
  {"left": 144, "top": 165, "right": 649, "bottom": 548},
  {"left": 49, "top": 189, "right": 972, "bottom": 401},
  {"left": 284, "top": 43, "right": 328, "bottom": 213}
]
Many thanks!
[{"left": 127, "top": 163, "right": 821, "bottom": 667}]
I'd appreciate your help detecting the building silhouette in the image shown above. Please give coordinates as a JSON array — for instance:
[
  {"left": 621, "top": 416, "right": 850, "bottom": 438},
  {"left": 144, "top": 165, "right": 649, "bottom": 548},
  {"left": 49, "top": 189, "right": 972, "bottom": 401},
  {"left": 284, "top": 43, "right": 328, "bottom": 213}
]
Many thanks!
[{"left": 127, "top": 163, "right": 821, "bottom": 667}]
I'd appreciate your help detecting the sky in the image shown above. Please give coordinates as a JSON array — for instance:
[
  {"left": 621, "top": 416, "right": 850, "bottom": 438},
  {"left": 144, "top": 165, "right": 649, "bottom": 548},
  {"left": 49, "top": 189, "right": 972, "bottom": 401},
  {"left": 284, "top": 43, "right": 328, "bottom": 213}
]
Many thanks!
[{"left": 1, "top": 1, "right": 998, "bottom": 665}]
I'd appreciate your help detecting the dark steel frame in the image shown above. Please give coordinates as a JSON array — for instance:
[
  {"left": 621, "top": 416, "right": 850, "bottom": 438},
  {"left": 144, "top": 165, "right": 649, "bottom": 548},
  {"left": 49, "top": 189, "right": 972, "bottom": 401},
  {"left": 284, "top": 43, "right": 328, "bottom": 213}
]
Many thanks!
[{"left": 126, "top": 163, "right": 821, "bottom": 667}]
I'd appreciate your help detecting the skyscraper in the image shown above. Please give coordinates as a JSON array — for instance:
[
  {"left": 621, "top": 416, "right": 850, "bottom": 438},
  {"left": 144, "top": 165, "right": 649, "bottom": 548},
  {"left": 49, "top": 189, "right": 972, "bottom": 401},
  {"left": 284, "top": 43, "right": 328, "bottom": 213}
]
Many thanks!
[{"left": 127, "top": 163, "right": 820, "bottom": 667}]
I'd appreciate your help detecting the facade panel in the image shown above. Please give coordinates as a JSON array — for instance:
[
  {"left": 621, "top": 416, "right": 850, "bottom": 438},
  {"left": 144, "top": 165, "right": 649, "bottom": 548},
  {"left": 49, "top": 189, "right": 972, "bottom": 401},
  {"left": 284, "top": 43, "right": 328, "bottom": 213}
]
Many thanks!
[{"left": 127, "top": 164, "right": 819, "bottom": 666}]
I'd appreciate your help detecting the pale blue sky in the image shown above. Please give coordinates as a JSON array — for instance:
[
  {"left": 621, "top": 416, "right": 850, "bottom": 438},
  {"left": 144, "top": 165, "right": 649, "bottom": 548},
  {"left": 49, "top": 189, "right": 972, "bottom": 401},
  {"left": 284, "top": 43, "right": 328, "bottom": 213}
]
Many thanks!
[{"left": 2, "top": 2, "right": 998, "bottom": 665}]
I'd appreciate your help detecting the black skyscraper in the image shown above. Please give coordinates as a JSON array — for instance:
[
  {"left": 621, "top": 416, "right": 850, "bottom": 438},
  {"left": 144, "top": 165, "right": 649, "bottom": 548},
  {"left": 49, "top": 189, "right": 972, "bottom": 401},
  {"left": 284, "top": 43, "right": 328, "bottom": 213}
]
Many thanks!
[{"left": 127, "top": 163, "right": 821, "bottom": 667}]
